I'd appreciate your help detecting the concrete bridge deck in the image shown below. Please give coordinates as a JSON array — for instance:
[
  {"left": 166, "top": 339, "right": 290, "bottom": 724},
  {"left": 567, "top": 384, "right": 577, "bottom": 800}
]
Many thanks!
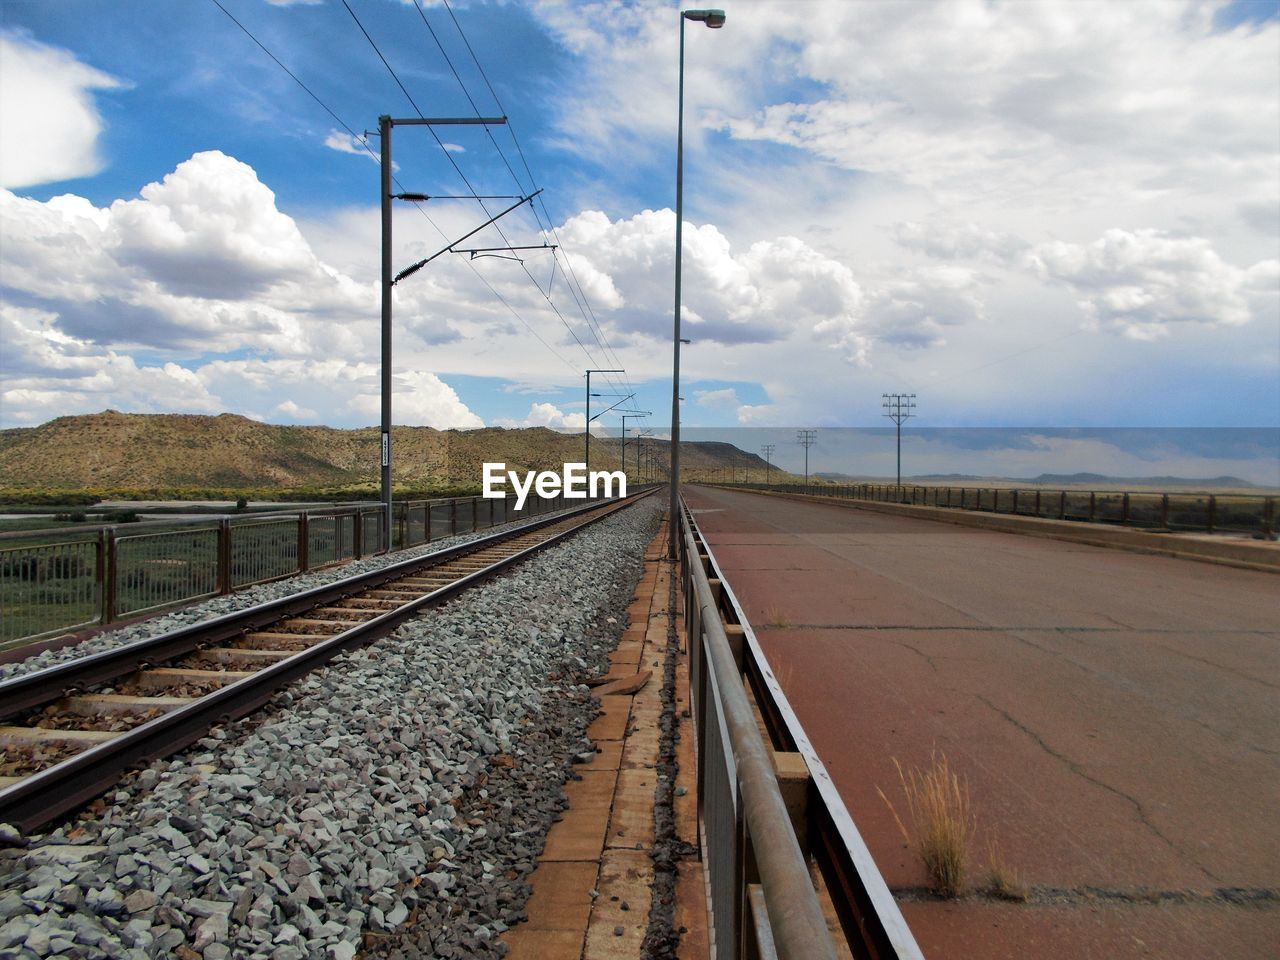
[{"left": 683, "top": 485, "right": 1279, "bottom": 959}]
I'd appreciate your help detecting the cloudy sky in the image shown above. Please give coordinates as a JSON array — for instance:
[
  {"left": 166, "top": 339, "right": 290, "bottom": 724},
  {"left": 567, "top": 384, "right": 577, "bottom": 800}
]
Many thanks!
[{"left": 1, "top": 1, "right": 1277, "bottom": 472}]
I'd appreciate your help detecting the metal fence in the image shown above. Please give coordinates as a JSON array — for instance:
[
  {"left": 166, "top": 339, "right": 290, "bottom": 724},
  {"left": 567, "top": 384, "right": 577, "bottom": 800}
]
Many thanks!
[
  {"left": 680, "top": 501, "right": 922, "bottom": 960},
  {"left": 0, "top": 492, "right": 575, "bottom": 649},
  {"left": 732, "top": 482, "right": 1276, "bottom": 537}
]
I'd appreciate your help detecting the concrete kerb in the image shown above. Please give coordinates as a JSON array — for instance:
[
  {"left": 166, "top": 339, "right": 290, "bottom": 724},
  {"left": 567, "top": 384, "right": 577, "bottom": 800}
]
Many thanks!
[{"left": 717, "top": 487, "right": 1280, "bottom": 574}]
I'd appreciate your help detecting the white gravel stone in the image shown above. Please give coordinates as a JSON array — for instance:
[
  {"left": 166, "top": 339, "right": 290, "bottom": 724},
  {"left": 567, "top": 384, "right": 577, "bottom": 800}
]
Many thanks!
[{"left": 0, "top": 497, "right": 662, "bottom": 960}]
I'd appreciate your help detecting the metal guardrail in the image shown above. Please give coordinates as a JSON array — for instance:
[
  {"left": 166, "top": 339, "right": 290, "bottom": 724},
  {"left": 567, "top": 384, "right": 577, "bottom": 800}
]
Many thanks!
[
  {"left": 731, "top": 482, "right": 1276, "bottom": 537},
  {"left": 680, "top": 500, "right": 923, "bottom": 960},
  {"left": 0, "top": 492, "right": 580, "bottom": 648}
]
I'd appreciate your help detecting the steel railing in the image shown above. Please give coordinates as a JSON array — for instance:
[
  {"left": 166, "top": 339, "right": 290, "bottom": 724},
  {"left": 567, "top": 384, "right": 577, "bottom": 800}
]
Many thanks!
[
  {"left": 0, "top": 492, "right": 586, "bottom": 648},
  {"left": 680, "top": 500, "right": 922, "bottom": 960},
  {"left": 727, "top": 482, "right": 1276, "bottom": 537}
]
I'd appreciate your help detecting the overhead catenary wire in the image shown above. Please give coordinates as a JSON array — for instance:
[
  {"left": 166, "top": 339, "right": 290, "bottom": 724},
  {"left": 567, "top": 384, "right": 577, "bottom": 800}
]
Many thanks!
[
  {"left": 207, "top": 0, "right": 581, "bottom": 377},
  {"left": 432, "top": 0, "right": 635, "bottom": 400},
  {"left": 410, "top": 0, "right": 633, "bottom": 399},
  {"left": 210, "top": 0, "right": 372, "bottom": 156},
  {"left": 215, "top": 0, "right": 634, "bottom": 413},
  {"left": 344, "top": 0, "right": 624, "bottom": 392}
]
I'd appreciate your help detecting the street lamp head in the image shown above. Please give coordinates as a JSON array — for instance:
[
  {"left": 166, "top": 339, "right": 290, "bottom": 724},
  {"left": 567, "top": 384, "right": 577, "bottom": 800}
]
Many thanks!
[{"left": 683, "top": 8, "right": 726, "bottom": 27}]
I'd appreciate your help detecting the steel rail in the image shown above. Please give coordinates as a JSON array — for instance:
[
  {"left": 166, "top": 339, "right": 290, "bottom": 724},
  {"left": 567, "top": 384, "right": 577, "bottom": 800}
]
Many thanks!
[
  {"left": 680, "top": 506, "right": 840, "bottom": 960},
  {"left": 0, "top": 494, "right": 635, "bottom": 719},
  {"left": 682, "top": 502, "right": 924, "bottom": 960},
  {"left": 0, "top": 490, "right": 652, "bottom": 832}
]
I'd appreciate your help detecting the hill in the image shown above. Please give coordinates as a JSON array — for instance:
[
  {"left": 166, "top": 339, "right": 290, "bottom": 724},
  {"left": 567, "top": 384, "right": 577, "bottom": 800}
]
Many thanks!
[
  {"left": 0, "top": 411, "right": 784, "bottom": 496},
  {"left": 813, "top": 470, "right": 1261, "bottom": 490}
]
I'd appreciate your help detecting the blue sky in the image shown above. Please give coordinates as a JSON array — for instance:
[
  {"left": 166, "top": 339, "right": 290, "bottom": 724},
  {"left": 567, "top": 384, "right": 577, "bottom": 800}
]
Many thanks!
[{"left": 2, "top": 0, "right": 1278, "bottom": 463}]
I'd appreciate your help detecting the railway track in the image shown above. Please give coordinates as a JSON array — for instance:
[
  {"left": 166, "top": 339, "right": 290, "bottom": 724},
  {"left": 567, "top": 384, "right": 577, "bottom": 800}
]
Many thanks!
[{"left": 0, "top": 491, "right": 651, "bottom": 834}]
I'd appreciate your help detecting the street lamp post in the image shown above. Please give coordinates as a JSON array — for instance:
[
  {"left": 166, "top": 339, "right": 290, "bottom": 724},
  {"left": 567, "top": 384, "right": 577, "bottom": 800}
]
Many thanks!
[{"left": 669, "top": 7, "right": 725, "bottom": 558}]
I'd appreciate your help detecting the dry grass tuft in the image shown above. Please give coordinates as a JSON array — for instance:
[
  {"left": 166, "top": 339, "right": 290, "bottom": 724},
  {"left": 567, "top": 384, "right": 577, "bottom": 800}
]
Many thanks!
[
  {"left": 985, "top": 839, "right": 1028, "bottom": 901},
  {"left": 764, "top": 604, "right": 790, "bottom": 629},
  {"left": 877, "top": 752, "right": 976, "bottom": 898}
]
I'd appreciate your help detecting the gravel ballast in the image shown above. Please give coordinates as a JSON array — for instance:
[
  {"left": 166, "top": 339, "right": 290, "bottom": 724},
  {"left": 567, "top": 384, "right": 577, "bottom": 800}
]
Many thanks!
[
  {"left": 0, "top": 496, "right": 662, "bottom": 960},
  {"left": 0, "top": 506, "right": 592, "bottom": 684}
]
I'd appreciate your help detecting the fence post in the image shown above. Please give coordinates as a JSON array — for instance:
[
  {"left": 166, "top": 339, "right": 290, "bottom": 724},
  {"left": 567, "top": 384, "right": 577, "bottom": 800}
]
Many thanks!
[
  {"left": 1089, "top": 492, "right": 1096, "bottom": 523},
  {"left": 354, "top": 509, "right": 364, "bottom": 560},
  {"left": 298, "top": 513, "right": 310, "bottom": 572},
  {"left": 1207, "top": 495, "right": 1217, "bottom": 534},
  {"left": 1012, "top": 489, "right": 1019, "bottom": 515},
  {"left": 1059, "top": 490, "right": 1067, "bottom": 519},
  {"left": 426, "top": 502, "right": 433, "bottom": 542},
  {"left": 217, "top": 519, "right": 232, "bottom": 596},
  {"left": 450, "top": 498, "right": 458, "bottom": 536},
  {"left": 103, "top": 528, "right": 118, "bottom": 625},
  {"left": 472, "top": 497, "right": 479, "bottom": 533},
  {"left": 1264, "top": 497, "right": 1275, "bottom": 539},
  {"left": 1122, "top": 493, "right": 1130, "bottom": 526},
  {"left": 1034, "top": 489, "right": 1041, "bottom": 516},
  {"left": 1160, "top": 494, "right": 1169, "bottom": 529},
  {"left": 95, "top": 528, "right": 108, "bottom": 627}
]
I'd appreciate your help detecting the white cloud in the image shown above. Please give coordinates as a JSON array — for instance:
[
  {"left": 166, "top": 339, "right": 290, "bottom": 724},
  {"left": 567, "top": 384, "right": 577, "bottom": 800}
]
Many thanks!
[
  {"left": 556, "top": 210, "right": 871, "bottom": 350},
  {"left": 693, "top": 388, "right": 739, "bottom": 409},
  {"left": 894, "top": 221, "right": 1028, "bottom": 263},
  {"left": 0, "top": 151, "right": 490, "bottom": 430},
  {"left": 323, "top": 130, "right": 372, "bottom": 158},
  {"left": 1029, "top": 229, "right": 1279, "bottom": 340},
  {"left": 0, "top": 32, "right": 121, "bottom": 189},
  {"left": 863, "top": 265, "right": 987, "bottom": 349},
  {"left": 713, "top": 2, "right": 1279, "bottom": 214},
  {"left": 274, "top": 399, "right": 315, "bottom": 419},
  {"left": 736, "top": 404, "right": 775, "bottom": 425},
  {"left": 494, "top": 401, "right": 585, "bottom": 431},
  {"left": 0, "top": 304, "right": 222, "bottom": 423},
  {"left": 0, "top": 151, "right": 371, "bottom": 356},
  {"left": 200, "top": 360, "right": 483, "bottom": 430}
]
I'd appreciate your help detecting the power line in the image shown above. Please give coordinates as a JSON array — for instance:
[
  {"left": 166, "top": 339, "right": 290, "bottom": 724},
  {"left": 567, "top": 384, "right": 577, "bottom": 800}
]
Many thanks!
[
  {"left": 410, "top": 0, "right": 537, "bottom": 207},
  {"left": 210, "top": 0, "right": 375, "bottom": 158},
  {"left": 207, "top": 0, "right": 581, "bottom": 380},
  {"left": 347, "top": 1, "right": 624, "bottom": 388},
  {"left": 430, "top": 0, "right": 634, "bottom": 399},
  {"left": 216, "top": 0, "right": 626, "bottom": 401},
  {"left": 340, "top": 0, "right": 426, "bottom": 117}
]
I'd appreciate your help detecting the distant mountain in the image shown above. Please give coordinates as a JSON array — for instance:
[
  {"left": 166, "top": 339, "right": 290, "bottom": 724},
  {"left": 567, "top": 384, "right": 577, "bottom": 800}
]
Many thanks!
[
  {"left": 814, "top": 470, "right": 1258, "bottom": 489},
  {"left": 0, "top": 411, "right": 783, "bottom": 494},
  {"left": 1026, "top": 472, "right": 1256, "bottom": 488}
]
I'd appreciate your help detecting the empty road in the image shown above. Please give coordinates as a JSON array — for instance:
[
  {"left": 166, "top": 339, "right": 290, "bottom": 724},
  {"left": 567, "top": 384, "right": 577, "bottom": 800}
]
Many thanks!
[{"left": 684, "top": 485, "right": 1279, "bottom": 960}]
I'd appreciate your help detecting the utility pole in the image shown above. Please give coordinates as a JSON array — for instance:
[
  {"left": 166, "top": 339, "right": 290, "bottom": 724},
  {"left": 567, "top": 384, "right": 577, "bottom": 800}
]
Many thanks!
[
  {"left": 796, "top": 429, "right": 817, "bottom": 483},
  {"left": 762, "top": 444, "right": 775, "bottom": 485},
  {"left": 882, "top": 393, "right": 917, "bottom": 490},
  {"left": 378, "top": 113, "right": 509, "bottom": 552},
  {"left": 620, "top": 412, "right": 651, "bottom": 478},
  {"left": 585, "top": 368, "right": 624, "bottom": 475}
]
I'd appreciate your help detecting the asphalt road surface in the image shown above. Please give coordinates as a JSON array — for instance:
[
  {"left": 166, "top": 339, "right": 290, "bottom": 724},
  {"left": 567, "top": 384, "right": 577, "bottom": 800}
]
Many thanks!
[{"left": 684, "top": 486, "right": 1279, "bottom": 960}]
